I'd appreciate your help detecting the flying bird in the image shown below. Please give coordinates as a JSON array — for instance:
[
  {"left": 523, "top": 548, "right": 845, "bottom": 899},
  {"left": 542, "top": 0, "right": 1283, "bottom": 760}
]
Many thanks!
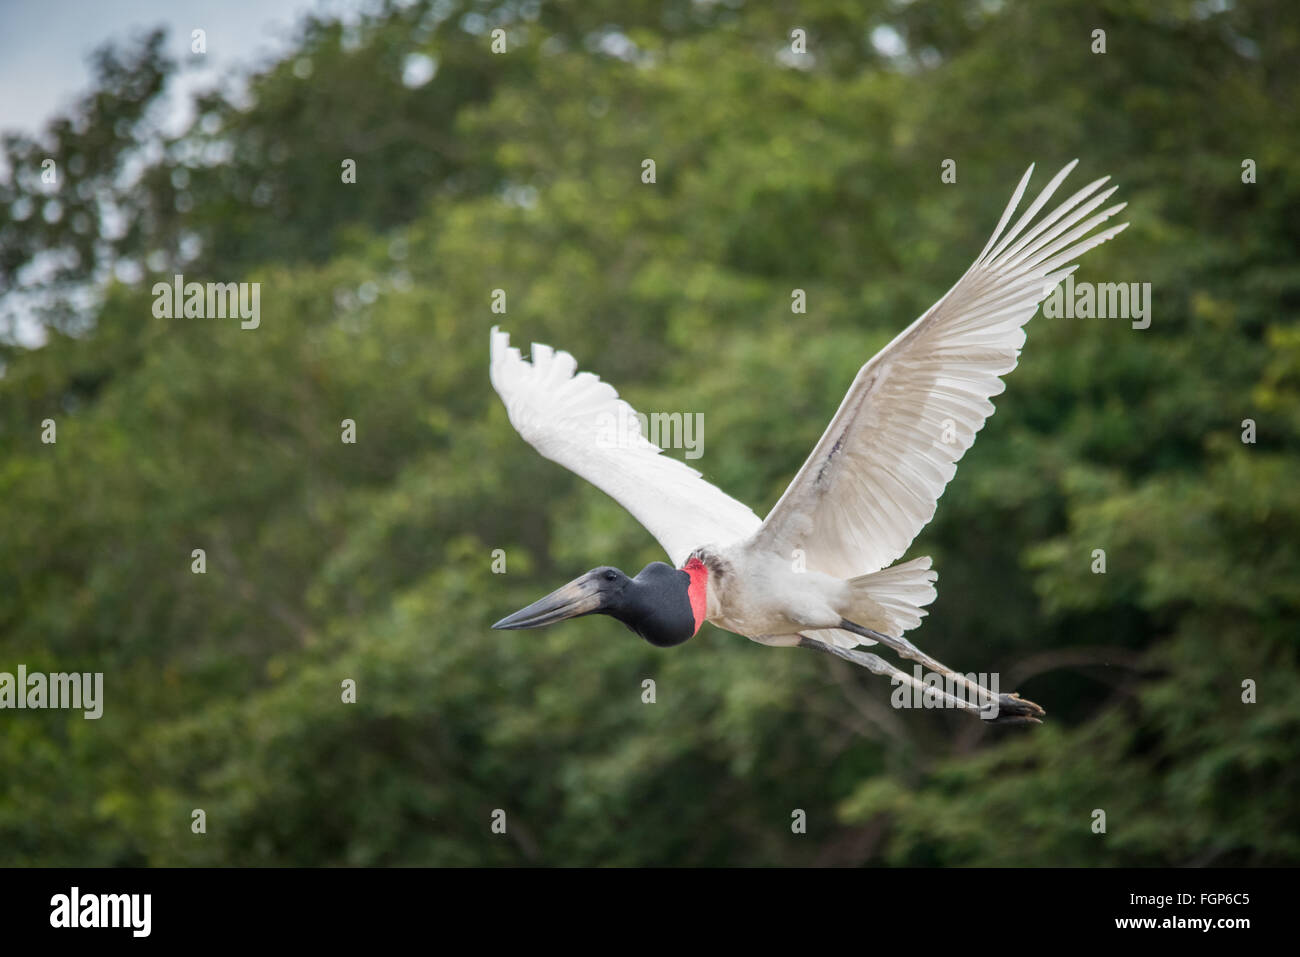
[{"left": 490, "top": 161, "right": 1127, "bottom": 724}]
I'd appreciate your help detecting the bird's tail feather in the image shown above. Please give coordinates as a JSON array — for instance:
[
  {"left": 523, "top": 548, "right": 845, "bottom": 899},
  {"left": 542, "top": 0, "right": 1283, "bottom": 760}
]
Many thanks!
[{"left": 845, "top": 556, "right": 938, "bottom": 636}]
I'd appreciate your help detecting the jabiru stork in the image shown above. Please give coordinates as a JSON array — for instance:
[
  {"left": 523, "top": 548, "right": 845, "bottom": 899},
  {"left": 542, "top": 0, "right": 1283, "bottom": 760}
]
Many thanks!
[{"left": 490, "top": 162, "right": 1127, "bottom": 724}]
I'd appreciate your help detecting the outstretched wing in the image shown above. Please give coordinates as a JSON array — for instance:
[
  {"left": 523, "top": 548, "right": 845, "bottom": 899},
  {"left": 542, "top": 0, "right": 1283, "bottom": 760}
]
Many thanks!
[
  {"left": 753, "top": 161, "right": 1128, "bottom": 578},
  {"left": 490, "top": 327, "right": 761, "bottom": 567}
]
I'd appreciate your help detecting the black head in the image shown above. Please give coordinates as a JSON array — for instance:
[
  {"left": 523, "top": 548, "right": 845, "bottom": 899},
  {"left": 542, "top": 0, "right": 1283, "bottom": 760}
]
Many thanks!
[{"left": 492, "top": 562, "right": 699, "bottom": 647}]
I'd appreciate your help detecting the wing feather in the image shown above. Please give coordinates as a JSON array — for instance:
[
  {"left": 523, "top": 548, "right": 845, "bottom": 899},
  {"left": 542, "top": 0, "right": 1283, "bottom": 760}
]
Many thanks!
[
  {"left": 490, "top": 328, "right": 761, "bottom": 566},
  {"left": 751, "top": 162, "right": 1128, "bottom": 578}
]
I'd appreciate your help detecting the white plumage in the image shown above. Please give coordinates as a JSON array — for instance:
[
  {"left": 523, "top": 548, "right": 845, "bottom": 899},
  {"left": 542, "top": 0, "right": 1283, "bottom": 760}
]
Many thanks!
[
  {"left": 489, "top": 333, "right": 762, "bottom": 567},
  {"left": 490, "top": 163, "right": 1126, "bottom": 720},
  {"left": 753, "top": 160, "right": 1126, "bottom": 579}
]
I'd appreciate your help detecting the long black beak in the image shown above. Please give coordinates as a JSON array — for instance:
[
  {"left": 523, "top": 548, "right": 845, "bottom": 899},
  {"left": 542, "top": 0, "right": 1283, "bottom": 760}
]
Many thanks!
[{"left": 493, "top": 571, "right": 605, "bottom": 630}]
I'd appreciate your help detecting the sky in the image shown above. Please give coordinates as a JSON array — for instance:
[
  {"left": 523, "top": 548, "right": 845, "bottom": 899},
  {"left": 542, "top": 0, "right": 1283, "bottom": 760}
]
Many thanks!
[
  {"left": 0, "top": 0, "right": 358, "bottom": 139},
  {"left": 0, "top": 0, "right": 375, "bottom": 347}
]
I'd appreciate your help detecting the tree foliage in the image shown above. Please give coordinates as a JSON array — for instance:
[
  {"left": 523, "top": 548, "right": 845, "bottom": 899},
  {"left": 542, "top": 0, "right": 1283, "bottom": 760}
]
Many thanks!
[{"left": 1, "top": 0, "right": 1296, "bottom": 865}]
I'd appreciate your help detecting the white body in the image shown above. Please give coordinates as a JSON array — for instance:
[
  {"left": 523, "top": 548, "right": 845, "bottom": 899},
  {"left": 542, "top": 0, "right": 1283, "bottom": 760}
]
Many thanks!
[
  {"left": 696, "top": 543, "right": 938, "bottom": 648},
  {"left": 490, "top": 162, "right": 1127, "bottom": 650}
]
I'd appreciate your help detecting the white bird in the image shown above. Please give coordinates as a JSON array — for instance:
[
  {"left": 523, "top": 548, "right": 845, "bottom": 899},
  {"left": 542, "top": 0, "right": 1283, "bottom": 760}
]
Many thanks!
[{"left": 490, "top": 162, "right": 1127, "bottom": 724}]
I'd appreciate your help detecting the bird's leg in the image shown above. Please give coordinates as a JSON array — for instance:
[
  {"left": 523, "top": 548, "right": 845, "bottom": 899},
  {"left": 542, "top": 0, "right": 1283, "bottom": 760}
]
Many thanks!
[
  {"left": 798, "top": 636, "right": 996, "bottom": 718},
  {"left": 832, "top": 621, "right": 1045, "bottom": 724},
  {"left": 837, "top": 618, "right": 995, "bottom": 708}
]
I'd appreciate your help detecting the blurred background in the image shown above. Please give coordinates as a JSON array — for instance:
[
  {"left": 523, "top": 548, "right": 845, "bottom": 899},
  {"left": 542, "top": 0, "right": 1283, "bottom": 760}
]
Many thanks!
[{"left": 0, "top": 0, "right": 1296, "bottom": 866}]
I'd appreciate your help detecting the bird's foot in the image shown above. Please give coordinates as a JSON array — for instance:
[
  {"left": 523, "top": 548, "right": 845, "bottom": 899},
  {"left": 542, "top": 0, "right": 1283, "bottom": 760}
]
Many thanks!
[{"left": 981, "top": 692, "right": 1045, "bottom": 725}]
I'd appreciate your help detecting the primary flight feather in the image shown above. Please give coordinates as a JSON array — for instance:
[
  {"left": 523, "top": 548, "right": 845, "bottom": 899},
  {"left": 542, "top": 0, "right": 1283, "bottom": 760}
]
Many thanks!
[{"left": 490, "top": 162, "right": 1127, "bottom": 724}]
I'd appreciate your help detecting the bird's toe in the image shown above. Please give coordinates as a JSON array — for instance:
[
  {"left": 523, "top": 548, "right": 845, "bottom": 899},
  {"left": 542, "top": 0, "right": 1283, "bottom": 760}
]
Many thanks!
[{"left": 987, "top": 692, "right": 1046, "bottom": 724}]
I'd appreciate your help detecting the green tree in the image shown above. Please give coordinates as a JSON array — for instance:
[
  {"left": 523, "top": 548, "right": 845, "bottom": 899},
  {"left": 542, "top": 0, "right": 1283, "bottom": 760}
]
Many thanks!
[{"left": 1, "top": 0, "right": 1296, "bottom": 866}]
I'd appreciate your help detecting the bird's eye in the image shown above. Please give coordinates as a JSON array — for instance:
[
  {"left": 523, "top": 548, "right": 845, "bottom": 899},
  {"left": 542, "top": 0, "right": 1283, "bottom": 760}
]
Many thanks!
[{"left": 604, "top": 571, "right": 617, "bottom": 582}]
